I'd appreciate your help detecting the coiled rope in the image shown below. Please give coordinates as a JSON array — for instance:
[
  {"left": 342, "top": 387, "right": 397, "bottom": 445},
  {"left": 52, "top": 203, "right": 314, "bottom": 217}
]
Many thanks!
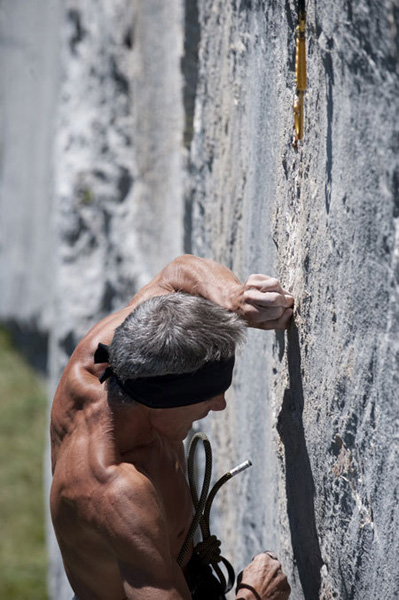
[{"left": 177, "top": 432, "right": 252, "bottom": 594}]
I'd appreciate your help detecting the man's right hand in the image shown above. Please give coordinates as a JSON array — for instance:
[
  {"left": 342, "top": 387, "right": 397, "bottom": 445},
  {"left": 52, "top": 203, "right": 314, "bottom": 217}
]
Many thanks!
[
  {"left": 236, "top": 275, "right": 294, "bottom": 330},
  {"left": 236, "top": 552, "right": 291, "bottom": 600}
]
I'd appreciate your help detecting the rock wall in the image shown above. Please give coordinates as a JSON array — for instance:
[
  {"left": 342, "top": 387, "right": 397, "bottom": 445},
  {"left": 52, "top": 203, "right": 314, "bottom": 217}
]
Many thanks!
[
  {"left": 189, "top": 1, "right": 399, "bottom": 599},
  {"left": 47, "top": 1, "right": 185, "bottom": 597},
  {"left": 1, "top": 0, "right": 398, "bottom": 598},
  {"left": 0, "top": 0, "right": 62, "bottom": 371}
]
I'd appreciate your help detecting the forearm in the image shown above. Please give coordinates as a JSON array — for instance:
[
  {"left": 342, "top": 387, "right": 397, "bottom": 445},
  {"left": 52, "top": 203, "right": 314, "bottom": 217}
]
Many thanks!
[
  {"left": 127, "top": 254, "right": 294, "bottom": 330},
  {"left": 129, "top": 254, "right": 242, "bottom": 312}
]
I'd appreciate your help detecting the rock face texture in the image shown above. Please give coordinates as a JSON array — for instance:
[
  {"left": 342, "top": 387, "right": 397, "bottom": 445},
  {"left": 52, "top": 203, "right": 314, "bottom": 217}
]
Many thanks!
[
  {"left": 47, "top": 1, "right": 185, "bottom": 597},
  {"left": 189, "top": 2, "right": 399, "bottom": 599},
  {"left": 0, "top": 0, "right": 62, "bottom": 370},
  {"left": 1, "top": 0, "right": 398, "bottom": 598}
]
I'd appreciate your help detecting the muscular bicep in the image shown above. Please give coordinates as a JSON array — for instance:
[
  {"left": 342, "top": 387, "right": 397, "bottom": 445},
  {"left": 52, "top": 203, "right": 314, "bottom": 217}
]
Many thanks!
[{"left": 101, "top": 471, "right": 191, "bottom": 600}]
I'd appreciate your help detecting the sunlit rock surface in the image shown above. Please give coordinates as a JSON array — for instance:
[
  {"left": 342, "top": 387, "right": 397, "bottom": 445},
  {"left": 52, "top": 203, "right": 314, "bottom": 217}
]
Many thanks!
[
  {"left": 0, "top": 0, "right": 61, "bottom": 371},
  {"left": 1, "top": 1, "right": 398, "bottom": 599},
  {"left": 189, "top": 2, "right": 399, "bottom": 599}
]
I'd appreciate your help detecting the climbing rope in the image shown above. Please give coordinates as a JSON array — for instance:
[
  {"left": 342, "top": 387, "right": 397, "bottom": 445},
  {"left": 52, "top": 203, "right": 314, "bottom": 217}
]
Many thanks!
[
  {"left": 293, "top": 0, "right": 307, "bottom": 148},
  {"left": 177, "top": 432, "right": 252, "bottom": 594}
]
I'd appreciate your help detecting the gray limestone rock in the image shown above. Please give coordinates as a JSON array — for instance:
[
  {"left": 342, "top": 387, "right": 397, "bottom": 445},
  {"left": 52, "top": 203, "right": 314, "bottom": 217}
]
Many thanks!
[
  {"left": 190, "top": 1, "right": 399, "bottom": 598},
  {"left": 47, "top": 1, "right": 185, "bottom": 597},
  {"left": 1, "top": 0, "right": 398, "bottom": 598},
  {"left": 0, "top": 0, "right": 62, "bottom": 370}
]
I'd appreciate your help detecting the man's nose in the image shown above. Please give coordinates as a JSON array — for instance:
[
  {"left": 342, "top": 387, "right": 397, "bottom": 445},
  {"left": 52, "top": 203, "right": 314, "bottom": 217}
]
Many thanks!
[{"left": 210, "top": 394, "right": 226, "bottom": 412}]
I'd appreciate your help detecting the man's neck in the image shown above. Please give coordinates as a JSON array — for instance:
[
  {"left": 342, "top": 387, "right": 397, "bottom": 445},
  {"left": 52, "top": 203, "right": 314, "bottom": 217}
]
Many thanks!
[{"left": 111, "top": 403, "right": 157, "bottom": 455}]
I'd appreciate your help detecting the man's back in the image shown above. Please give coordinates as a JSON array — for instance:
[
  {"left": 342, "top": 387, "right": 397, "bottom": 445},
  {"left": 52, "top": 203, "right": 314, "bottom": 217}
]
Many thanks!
[
  {"left": 51, "top": 425, "right": 193, "bottom": 599},
  {"left": 50, "top": 307, "right": 195, "bottom": 599}
]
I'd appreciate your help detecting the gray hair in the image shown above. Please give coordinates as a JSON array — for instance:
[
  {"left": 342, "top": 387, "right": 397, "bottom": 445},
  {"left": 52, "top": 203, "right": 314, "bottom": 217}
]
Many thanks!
[{"left": 108, "top": 292, "right": 246, "bottom": 381}]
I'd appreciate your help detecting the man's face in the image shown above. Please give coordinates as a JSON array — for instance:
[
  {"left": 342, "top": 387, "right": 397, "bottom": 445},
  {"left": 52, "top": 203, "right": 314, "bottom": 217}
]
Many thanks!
[{"left": 149, "top": 394, "right": 226, "bottom": 441}]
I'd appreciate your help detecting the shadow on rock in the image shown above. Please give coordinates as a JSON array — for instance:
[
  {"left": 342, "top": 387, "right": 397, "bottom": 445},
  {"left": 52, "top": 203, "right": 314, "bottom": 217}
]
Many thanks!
[{"left": 277, "top": 324, "right": 323, "bottom": 600}]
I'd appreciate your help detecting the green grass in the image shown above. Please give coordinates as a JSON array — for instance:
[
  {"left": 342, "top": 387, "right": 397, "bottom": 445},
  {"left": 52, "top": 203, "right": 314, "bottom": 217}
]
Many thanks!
[{"left": 0, "top": 327, "right": 48, "bottom": 599}]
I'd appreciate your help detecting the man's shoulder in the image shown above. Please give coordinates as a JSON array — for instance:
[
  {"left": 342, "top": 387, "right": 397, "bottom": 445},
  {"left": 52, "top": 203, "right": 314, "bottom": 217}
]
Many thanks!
[
  {"left": 51, "top": 310, "right": 129, "bottom": 410},
  {"left": 62, "top": 305, "right": 135, "bottom": 380}
]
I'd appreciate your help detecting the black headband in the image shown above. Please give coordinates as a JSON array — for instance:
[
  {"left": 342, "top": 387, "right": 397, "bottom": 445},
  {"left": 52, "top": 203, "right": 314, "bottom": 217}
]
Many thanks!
[{"left": 94, "top": 343, "right": 235, "bottom": 409}]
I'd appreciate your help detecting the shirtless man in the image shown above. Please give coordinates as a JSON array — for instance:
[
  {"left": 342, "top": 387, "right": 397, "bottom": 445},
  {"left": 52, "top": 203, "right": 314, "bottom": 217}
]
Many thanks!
[{"left": 50, "top": 254, "right": 294, "bottom": 600}]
